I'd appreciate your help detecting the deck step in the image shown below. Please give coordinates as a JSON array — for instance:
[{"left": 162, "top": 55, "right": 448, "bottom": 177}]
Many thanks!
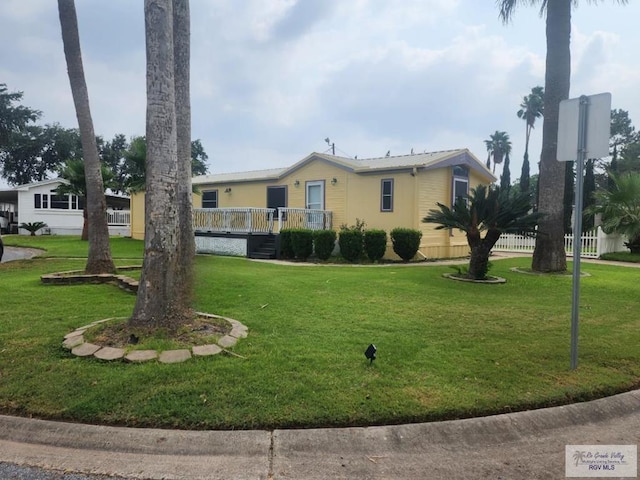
[{"left": 248, "top": 235, "right": 278, "bottom": 259}]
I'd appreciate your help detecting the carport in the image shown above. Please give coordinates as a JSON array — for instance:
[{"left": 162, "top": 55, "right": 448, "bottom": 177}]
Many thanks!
[{"left": 0, "top": 189, "right": 18, "bottom": 234}]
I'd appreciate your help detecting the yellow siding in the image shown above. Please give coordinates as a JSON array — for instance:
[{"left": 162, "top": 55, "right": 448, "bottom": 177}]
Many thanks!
[
  {"left": 284, "top": 160, "right": 347, "bottom": 223},
  {"left": 413, "top": 168, "right": 461, "bottom": 259},
  {"left": 344, "top": 172, "right": 416, "bottom": 232},
  {"left": 130, "top": 192, "right": 145, "bottom": 240},
  {"left": 413, "top": 167, "right": 494, "bottom": 260}
]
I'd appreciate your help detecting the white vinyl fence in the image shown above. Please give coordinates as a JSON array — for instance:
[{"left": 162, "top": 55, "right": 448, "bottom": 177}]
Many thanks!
[{"left": 493, "top": 227, "right": 628, "bottom": 258}]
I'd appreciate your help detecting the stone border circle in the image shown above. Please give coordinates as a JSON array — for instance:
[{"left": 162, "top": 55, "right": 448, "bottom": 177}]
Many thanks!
[
  {"left": 442, "top": 273, "right": 506, "bottom": 284},
  {"left": 62, "top": 313, "right": 248, "bottom": 364},
  {"left": 510, "top": 267, "right": 592, "bottom": 277},
  {"left": 43, "top": 267, "right": 249, "bottom": 364}
]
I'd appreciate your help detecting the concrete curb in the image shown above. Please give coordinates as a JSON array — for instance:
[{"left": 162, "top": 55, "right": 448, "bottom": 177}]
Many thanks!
[{"left": 1, "top": 389, "right": 638, "bottom": 479}]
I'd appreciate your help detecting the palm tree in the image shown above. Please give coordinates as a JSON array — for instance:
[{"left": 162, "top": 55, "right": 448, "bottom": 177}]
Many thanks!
[
  {"left": 173, "top": 0, "right": 195, "bottom": 308},
  {"left": 498, "top": 0, "right": 627, "bottom": 273},
  {"left": 56, "top": 158, "right": 114, "bottom": 241},
  {"left": 588, "top": 173, "right": 640, "bottom": 253},
  {"left": 484, "top": 131, "right": 512, "bottom": 174},
  {"left": 131, "top": 0, "right": 193, "bottom": 330},
  {"left": 517, "top": 86, "right": 544, "bottom": 194},
  {"left": 57, "top": 0, "right": 115, "bottom": 274},
  {"left": 423, "top": 185, "right": 542, "bottom": 280}
]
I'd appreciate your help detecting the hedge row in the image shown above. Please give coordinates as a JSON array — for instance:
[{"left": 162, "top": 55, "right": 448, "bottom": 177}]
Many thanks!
[{"left": 280, "top": 226, "right": 422, "bottom": 262}]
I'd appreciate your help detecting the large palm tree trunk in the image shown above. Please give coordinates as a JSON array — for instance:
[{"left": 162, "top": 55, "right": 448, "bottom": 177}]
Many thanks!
[
  {"left": 173, "top": 0, "right": 195, "bottom": 308},
  {"left": 532, "top": 0, "right": 571, "bottom": 273},
  {"left": 58, "top": 0, "right": 115, "bottom": 274},
  {"left": 131, "top": 0, "right": 193, "bottom": 329}
]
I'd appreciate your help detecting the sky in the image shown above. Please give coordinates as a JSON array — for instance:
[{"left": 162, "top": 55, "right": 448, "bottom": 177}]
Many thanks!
[{"left": 1, "top": 0, "right": 638, "bottom": 187}]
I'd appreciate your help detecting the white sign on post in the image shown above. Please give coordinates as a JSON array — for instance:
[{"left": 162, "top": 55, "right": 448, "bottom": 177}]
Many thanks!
[
  {"left": 556, "top": 92, "right": 612, "bottom": 370},
  {"left": 557, "top": 92, "right": 611, "bottom": 161}
]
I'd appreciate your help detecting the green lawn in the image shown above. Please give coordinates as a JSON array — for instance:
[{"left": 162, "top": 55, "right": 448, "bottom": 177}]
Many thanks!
[
  {"left": 600, "top": 251, "right": 640, "bottom": 263},
  {"left": 2, "top": 234, "right": 144, "bottom": 258},
  {"left": 0, "top": 236, "right": 639, "bottom": 430}
]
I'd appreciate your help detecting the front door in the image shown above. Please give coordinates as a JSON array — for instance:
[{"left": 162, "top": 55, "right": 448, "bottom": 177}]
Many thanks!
[
  {"left": 267, "top": 186, "right": 287, "bottom": 219},
  {"left": 305, "top": 181, "right": 324, "bottom": 229}
]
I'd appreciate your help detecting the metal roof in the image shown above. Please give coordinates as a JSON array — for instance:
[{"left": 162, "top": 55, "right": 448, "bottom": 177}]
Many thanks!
[
  {"left": 192, "top": 167, "right": 287, "bottom": 185},
  {"left": 192, "top": 148, "right": 495, "bottom": 185}
]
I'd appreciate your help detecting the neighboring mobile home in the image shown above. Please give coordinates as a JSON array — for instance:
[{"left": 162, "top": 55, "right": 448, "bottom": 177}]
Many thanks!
[
  {"left": 7, "top": 178, "right": 131, "bottom": 236},
  {"left": 131, "top": 149, "right": 496, "bottom": 260}
]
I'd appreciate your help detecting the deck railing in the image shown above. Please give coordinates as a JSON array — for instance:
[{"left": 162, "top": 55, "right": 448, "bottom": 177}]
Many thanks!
[
  {"left": 193, "top": 208, "right": 275, "bottom": 234},
  {"left": 106, "top": 210, "right": 130, "bottom": 226},
  {"left": 493, "top": 227, "right": 627, "bottom": 258},
  {"left": 277, "top": 208, "right": 332, "bottom": 231},
  {"left": 193, "top": 207, "right": 332, "bottom": 234}
]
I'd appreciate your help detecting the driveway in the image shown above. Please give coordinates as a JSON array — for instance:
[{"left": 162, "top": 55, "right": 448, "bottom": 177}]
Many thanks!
[{"left": 0, "top": 246, "right": 42, "bottom": 263}]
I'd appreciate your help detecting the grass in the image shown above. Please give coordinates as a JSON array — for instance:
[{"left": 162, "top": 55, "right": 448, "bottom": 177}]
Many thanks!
[
  {"left": 600, "top": 251, "right": 640, "bottom": 263},
  {"left": 0, "top": 236, "right": 639, "bottom": 430},
  {"left": 2, "top": 234, "right": 144, "bottom": 258}
]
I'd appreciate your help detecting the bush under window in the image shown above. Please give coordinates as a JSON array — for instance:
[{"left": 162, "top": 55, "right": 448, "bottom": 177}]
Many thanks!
[{"left": 390, "top": 228, "right": 422, "bottom": 262}]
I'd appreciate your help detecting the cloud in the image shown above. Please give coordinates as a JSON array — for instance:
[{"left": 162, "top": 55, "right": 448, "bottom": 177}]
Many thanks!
[
  {"left": 269, "top": 0, "right": 335, "bottom": 42},
  {"left": 2, "top": 0, "right": 640, "bottom": 186}
]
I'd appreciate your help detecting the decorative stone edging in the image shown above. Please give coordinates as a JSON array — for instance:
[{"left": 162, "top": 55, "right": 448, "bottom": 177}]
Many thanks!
[
  {"left": 45, "top": 268, "right": 249, "bottom": 364},
  {"left": 41, "top": 266, "right": 142, "bottom": 292},
  {"left": 510, "top": 267, "right": 592, "bottom": 277},
  {"left": 62, "top": 313, "right": 248, "bottom": 364},
  {"left": 442, "top": 273, "right": 506, "bottom": 284}
]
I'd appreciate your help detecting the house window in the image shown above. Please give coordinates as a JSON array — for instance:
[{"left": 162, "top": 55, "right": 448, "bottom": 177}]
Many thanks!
[
  {"left": 381, "top": 178, "right": 394, "bottom": 212},
  {"left": 202, "top": 190, "right": 218, "bottom": 208},
  {"left": 34, "top": 193, "right": 49, "bottom": 209},
  {"left": 50, "top": 194, "right": 70, "bottom": 210},
  {"left": 452, "top": 166, "right": 469, "bottom": 205},
  {"left": 267, "top": 186, "right": 287, "bottom": 219}
]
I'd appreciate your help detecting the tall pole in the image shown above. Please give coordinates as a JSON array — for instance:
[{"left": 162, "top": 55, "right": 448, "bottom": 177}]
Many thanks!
[{"left": 570, "top": 95, "right": 589, "bottom": 370}]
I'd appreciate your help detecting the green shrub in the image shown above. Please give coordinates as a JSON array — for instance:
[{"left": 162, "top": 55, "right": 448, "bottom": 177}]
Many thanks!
[
  {"left": 339, "top": 229, "right": 363, "bottom": 262},
  {"left": 291, "top": 229, "right": 313, "bottom": 261},
  {"left": 390, "top": 228, "right": 422, "bottom": 261},
  {"left": 279, "top": 229, "right": 294, "bottom": 259},
  {"left": 364, "top": 229, "right": 387, "bottom": 262},
  {"left": 19, "top": 221, "right": 48, "bottom": 236},
  {"left": 313, "top": 230, "right": 337, "bottom": 261}
]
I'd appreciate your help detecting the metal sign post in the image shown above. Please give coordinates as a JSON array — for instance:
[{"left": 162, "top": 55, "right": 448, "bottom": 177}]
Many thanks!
[
  {"left": 557, "top": 92, "right": 611, "bottom": 370},
  {"left": 570, "top": 96, "right": 589, "bottom": 371}
]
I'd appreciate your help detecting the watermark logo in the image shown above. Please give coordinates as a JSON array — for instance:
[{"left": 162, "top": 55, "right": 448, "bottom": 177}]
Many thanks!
[{"left": 566, "top": 445, "right": 637, "bottom": 477}]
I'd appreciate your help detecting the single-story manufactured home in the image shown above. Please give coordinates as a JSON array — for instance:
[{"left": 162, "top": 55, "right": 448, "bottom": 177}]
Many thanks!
[
  {"left": 0, "top": 178, "right": 131, "bottom": 236},
  {"left": 130, "top": 149, "right": 496, "bottom": 260}
]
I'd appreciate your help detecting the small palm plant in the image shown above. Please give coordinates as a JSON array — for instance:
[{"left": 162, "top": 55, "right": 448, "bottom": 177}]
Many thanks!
[
  {"left": 423, "top": 185, "right": 542, "bottom": 280},
  {"left": 19, "top": 221, "right": 48, "bottom": 236},
  {"left": 588, "top": 173, "right": 640, "bottom": 254},
  {"left": 56, "top": 158, "right": 115, "bottom": 241}
]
